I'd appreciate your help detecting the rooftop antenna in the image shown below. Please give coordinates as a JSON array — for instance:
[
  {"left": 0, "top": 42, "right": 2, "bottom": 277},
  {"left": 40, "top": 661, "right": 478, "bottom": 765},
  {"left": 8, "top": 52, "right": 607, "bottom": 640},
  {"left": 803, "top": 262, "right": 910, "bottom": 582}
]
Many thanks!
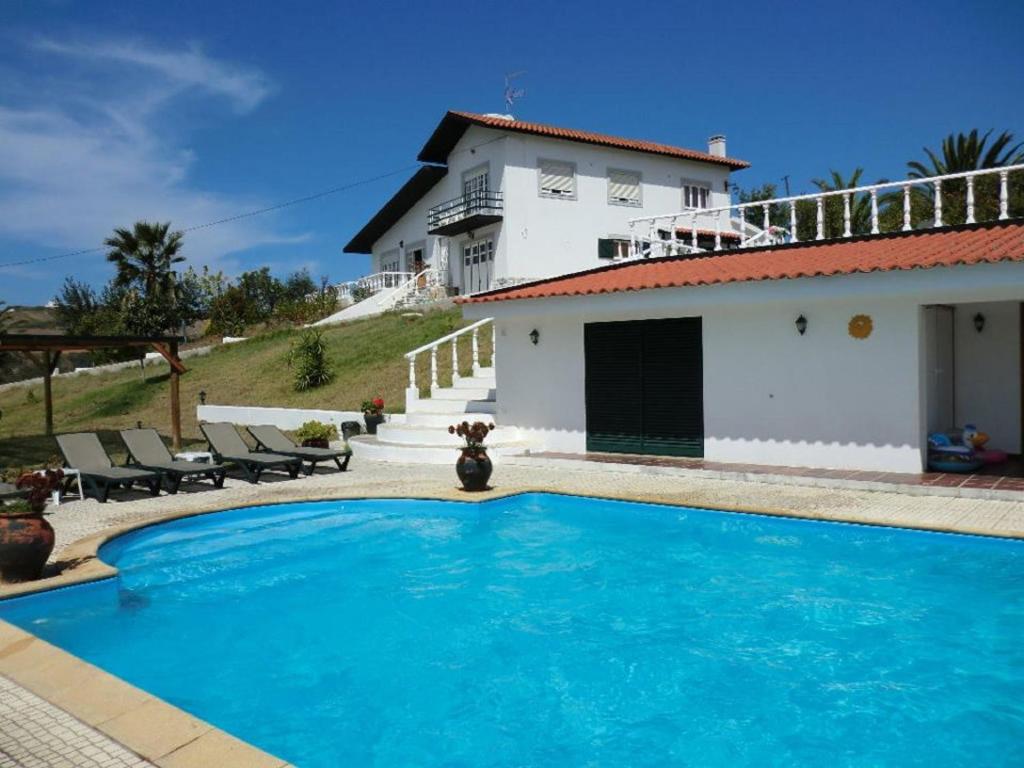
[{"left": 504, "top": 71, "right": 526, "bottom": 115}]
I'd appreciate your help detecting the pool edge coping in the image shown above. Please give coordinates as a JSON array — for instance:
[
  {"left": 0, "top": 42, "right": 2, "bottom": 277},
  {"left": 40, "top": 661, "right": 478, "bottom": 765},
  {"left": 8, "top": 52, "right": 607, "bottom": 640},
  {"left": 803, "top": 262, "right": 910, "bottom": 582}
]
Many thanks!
[{"left": 1, "top": 484, "right": 1022, "bottom": 768}]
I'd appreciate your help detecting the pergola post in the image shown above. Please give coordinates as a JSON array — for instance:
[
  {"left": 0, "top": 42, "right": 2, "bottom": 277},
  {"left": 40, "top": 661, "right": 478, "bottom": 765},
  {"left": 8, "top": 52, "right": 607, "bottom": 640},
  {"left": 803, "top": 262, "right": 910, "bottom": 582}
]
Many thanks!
[
  {"left": 42, "top": 350, "right": 54, "bottom": 436},
  {"left": 1, "top": 334, "right": 186, "bottom": 448},
  {"left": 169, "top": 341, "right": 182, "bottom": 452}
]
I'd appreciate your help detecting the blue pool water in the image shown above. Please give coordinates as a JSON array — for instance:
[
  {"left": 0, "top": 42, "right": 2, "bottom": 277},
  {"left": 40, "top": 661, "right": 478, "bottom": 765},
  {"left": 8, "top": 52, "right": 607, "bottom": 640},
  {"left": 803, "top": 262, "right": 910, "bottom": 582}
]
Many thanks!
[{"left": 2, "top": 494, "right": 1023, "bottom": 766}]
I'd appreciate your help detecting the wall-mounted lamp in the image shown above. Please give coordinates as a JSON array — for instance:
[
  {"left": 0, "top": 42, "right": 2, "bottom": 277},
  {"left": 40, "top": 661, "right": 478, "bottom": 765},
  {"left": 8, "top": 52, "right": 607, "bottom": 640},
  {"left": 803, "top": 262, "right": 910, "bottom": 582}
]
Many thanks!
[
  {"left": 529, "top": 329, "right": 540, "bottom": 345},
  {"left": 199, "top": 389, "right": 207, "bottom": 405},
  {"left": 973, "top": 312, "right": 986, "bottom": 333},
  {"left": 795, "top": 314, "right": 808, "bottom": 336}
]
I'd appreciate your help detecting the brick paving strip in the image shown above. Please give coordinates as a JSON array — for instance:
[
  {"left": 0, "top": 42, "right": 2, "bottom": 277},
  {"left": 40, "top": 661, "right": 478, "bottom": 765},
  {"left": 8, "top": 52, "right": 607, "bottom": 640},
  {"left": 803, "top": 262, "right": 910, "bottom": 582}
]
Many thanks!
[{"left": 0, "top": 456, "right": 1022, "bottom": 767}]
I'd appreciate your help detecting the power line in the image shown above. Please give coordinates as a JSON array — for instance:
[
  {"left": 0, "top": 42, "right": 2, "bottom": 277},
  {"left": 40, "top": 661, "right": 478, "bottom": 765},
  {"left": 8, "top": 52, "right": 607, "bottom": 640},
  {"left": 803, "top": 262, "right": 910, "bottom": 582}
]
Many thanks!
[
  {"left": 0, "top": 130, "right": 512, "bottom": 271},
  {"left": 0, "top": 164, "right": 420, "bottom": 269}
]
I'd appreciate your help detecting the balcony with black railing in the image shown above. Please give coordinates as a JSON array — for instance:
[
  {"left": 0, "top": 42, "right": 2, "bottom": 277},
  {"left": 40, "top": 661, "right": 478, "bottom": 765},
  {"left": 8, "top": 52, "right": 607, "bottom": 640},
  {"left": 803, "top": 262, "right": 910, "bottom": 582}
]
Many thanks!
[{"left": 427, "top": 190, "right": 503, "bottom": 236}]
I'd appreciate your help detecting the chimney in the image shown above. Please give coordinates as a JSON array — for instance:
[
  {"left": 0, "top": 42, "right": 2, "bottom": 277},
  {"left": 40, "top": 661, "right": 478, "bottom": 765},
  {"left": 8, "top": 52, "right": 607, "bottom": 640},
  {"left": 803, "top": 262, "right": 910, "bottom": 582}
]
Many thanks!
[{"left": 707, "top": 135, "right": 726, "bottom": 158}]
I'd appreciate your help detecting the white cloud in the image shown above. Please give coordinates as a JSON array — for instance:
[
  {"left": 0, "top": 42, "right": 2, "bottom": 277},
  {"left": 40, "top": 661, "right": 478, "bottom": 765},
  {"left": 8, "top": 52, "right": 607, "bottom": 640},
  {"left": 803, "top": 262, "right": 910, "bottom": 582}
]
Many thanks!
[
  {"left": 32, "top": 37, "right": 272, "bottom": 113},
  {"left": 0, "top": 36, "right": 293, "bottom": 286}
]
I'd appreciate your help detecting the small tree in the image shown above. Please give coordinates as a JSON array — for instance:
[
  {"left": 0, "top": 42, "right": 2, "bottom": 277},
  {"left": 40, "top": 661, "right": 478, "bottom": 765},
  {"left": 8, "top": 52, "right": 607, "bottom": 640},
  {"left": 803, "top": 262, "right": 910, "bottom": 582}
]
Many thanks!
[{"left": 289, "top": 329, "right": 334, "bottom": 391}]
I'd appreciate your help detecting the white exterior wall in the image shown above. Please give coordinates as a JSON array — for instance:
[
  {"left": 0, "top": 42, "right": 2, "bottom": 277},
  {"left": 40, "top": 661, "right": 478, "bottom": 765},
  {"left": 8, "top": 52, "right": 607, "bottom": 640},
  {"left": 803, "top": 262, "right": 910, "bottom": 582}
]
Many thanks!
[
  {"left": 365, "top": 124, "right": 732, "bottom": 289},
  {"left": 500, "top": 134, "right": 730, "bottom": 280},
  {"left": 370, "top": 126, "right": 509, "bottom": 292},
  {"left": 953, "top": 301, "right": 1021, "bottom": 453},
  {"left": 468, "top": 262, "right": 1024, "bottom": 473}
]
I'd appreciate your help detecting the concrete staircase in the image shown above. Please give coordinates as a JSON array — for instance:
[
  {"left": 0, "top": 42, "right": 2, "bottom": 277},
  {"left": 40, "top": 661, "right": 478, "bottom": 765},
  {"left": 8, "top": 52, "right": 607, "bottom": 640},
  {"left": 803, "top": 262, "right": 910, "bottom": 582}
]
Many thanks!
[
  {"left": 348, "top": 366, "right": 532, "bottom": 463},
  {"left": 348, "top": 317, "right": 535, "bottom": 463}
]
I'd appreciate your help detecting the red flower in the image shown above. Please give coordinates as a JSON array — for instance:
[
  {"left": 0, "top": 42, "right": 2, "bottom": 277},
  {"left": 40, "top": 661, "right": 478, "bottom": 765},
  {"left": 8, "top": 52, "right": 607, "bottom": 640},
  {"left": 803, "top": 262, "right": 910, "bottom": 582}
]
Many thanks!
[{"left": 372, "top": 397, "right": 384, "bottom": 409}]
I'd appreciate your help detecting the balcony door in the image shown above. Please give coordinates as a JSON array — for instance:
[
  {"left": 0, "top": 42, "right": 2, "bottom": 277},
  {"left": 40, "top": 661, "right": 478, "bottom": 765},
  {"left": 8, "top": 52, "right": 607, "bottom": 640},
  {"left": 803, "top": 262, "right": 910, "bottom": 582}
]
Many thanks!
[
  {"left": 462, "top": 237, "right": 494, "bottom": 294},
  {"left": 463, "top": 166, "right": 489, "bottom": 202}
]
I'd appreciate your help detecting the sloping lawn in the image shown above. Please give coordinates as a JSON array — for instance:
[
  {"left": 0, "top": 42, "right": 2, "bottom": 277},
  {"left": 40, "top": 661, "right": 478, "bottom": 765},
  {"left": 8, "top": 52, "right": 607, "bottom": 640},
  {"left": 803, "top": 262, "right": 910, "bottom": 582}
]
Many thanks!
[{"left": 0, "top": 307, "right": 493, "bottom": 470}]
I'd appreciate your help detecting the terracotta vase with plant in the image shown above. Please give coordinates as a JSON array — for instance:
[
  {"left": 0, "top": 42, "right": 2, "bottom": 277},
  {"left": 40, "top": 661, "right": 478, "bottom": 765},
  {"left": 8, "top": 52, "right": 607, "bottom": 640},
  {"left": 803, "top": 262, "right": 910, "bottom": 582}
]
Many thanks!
[
  {"left": 362, "top": 397, "right": 385, "bottom": 435},
  {"left": 449, "top": 421, "right": 495, "bottom": 491},
  {"left": 0, "top": 469, "right": 63, "bottom": 582}
]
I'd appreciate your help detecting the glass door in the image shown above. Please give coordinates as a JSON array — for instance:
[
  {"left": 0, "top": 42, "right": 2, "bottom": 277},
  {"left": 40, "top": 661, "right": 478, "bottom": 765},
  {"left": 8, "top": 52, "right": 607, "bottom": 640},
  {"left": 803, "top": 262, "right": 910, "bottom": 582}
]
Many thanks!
[{"left": 462, "top": 238, "right": 495, "bottom": 294}]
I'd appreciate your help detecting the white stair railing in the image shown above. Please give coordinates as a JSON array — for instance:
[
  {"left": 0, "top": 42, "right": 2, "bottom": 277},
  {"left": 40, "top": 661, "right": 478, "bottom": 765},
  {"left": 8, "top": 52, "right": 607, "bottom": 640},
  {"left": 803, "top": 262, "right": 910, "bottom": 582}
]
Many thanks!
[
  {"left": 404, "top": 317, "right": 494, "bottom": 408},
  {"left": 334, "top": 271, "right": 414, "bottom": 302},
  {"left": 629, "top": 163, "right": 1024, "bottom": 258},
  {"left": 382, "top": 267, "right": 447, "bottom": 311}
]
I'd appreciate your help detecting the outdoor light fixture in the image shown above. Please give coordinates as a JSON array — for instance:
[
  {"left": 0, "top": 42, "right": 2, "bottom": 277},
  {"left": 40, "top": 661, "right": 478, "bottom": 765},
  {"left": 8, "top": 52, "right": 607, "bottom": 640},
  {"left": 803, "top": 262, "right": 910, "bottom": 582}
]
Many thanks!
[
  {"left": 199, "top": 389, "right": 207, "bottom": 405},
  {"left": 529, "top": 329, "right": 540, "bottom": 345},
  {"left": 973, "top": 313, "right": 986, "bottom": 333},
  {"left": 795, "top": 314, "right": 808, "bottom": 336}
]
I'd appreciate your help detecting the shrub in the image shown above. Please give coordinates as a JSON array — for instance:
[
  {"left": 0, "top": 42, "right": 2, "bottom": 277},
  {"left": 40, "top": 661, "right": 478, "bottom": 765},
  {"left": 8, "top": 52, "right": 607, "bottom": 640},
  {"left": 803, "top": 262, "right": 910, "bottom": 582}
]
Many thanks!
[
  {"left": 293, "top": 420, "right": 339, "bottom": 445},
  {"left": 208, "top": 285, "right": 252, "bottom": 336},
  {"left": 289, "top": 329, "right": 334, "bottom": 391}
]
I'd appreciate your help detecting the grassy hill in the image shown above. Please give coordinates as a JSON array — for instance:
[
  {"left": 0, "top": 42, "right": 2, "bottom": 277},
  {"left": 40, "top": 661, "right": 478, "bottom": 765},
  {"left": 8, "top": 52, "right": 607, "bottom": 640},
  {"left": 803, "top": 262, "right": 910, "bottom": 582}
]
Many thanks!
[{"left": 0, "top": 307, "right": 492, "bottom": 469}]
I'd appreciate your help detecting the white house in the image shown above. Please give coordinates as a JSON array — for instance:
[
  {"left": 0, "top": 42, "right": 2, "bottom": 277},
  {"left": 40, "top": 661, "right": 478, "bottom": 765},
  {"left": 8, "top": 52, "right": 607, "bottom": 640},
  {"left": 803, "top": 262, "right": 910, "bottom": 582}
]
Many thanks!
[
  {"left": 450, "top": 167, "right": 1024, "bottom": 475},
  {"left": 342, "top": 110, "right": 750, "bottom": 296}
]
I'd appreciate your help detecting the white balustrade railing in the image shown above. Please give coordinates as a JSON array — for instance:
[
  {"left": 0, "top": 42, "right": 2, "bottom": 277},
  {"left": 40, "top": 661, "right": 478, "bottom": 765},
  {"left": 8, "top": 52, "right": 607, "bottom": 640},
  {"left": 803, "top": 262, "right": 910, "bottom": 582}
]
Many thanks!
[
  {"left": 380, "top": 267, "right": 448, "bottom": 311},
  {"left": 333, "top": 271, "right": 413, "bottom": 302},
  {"left": 629, "top": 163, "right": 1024, "bottom": 258},
  {"left": 404, "top": 317, "right": 494, "bottom": 403}
]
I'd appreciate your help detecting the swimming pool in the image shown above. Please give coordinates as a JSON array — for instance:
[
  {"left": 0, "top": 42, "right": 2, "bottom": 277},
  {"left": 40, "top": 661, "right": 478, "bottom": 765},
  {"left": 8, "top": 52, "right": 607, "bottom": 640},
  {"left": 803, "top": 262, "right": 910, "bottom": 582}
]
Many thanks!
[{"left": 1, "top": 494, "right": 1022, "bottom": 766}]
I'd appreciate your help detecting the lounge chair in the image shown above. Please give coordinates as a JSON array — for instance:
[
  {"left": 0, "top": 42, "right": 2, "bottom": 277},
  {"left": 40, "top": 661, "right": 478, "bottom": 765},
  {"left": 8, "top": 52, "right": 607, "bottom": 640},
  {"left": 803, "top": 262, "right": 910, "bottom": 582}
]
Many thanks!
[
  {"left": 55, "top": 433, "right": 161, "bottom": 503},
  {"left": 120, "top": 428, "right": 227, "bottom": 494},
  {"left": 199, "top": 423, "right": 302, "bottom": 483},
  {"left": 247, "top": 425, "right": 351, "bottom": 475},
  {"left": 0, "top": 482, "right": 28, "bottom": 502}
]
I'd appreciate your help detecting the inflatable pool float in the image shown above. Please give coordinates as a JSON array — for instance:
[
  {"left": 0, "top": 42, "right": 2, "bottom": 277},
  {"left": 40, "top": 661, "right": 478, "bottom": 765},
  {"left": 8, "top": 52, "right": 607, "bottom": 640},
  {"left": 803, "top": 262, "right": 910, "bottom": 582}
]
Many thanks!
[{"left": 976, "top": 448, "right": 1008, "bottom": 465}]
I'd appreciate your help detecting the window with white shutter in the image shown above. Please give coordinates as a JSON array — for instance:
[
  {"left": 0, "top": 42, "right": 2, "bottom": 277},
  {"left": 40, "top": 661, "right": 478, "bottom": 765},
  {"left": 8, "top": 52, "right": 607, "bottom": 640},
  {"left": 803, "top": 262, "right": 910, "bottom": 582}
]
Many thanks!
[
  {"left": 538, "top": 160, "right": 576, "bottom": 199},
  {"left": 607, "top": 169, "right": 641, "bottom": 207}
]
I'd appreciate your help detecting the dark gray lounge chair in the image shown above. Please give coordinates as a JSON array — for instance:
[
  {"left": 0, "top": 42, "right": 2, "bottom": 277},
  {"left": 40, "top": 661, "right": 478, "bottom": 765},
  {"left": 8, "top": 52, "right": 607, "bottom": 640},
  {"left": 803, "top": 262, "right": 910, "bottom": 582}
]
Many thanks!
[
  {"left": 120, "top": 428, "right": 227, "bottom": 494},
  {"left": 246, "top": 425, "right": 351, "bottom": 475},
  {"left": 55, "top": 432, "right": 161, "bottom": 503},
  {"left": 200, "top": 423, "right": 302, "bottom": 484},
  {"left": 0, "top": 482, "right": 28, "bottom": 502}
]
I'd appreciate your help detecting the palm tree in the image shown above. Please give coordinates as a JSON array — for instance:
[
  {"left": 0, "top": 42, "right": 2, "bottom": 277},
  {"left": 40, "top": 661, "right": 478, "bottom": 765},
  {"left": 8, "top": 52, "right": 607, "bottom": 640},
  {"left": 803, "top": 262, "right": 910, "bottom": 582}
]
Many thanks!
[
  {"left": 105, "top": 221, "right": 185, "bottom": 300},
  {"left": 905, "top": 130, "right": 1024, "bottom": 225},
  {"left": 792, "top": 169, "right": 877, "bottom": 240}
]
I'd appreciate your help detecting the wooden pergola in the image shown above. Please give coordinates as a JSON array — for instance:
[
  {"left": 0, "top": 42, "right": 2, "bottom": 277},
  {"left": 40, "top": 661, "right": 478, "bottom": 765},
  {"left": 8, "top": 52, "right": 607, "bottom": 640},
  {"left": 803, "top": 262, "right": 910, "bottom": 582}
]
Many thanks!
[{"left": 0, "top": 334, "right": 187, "bottom": 450}]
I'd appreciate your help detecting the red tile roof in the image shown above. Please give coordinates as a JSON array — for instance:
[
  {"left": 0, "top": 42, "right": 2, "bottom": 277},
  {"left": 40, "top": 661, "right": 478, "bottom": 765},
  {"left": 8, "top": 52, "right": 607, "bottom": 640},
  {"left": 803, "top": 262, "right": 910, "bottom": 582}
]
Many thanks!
[
  {"left": 458, "top": 221, "right": 1024, "bottom": 305},
  {"left": 418, "top": 111, "right": 750, "bottom": 170}
]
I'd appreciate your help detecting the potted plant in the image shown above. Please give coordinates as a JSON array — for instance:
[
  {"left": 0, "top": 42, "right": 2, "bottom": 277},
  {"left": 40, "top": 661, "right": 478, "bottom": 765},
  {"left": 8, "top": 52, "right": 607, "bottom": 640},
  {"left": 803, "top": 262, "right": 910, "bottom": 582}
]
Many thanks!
[
  {"left": 0, "top": 469, "right": 63, "bottom": 582},
  {"left": 362, "top": 397, "right": 385, "bottom": 435},
  {"left": 293, "top": 420, "right": 339, "bottom": 449},
  {"left": 449, "top": 421, "right": 495, "bottom": 492}
]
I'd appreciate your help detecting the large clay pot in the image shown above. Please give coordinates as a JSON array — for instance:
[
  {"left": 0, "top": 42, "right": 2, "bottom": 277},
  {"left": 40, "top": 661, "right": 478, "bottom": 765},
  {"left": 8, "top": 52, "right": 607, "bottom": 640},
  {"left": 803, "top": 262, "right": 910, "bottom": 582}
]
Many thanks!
[
  {"left": 456, "top": 449, "right": 493, "bottom": 492},
  {"left": 0, "top": 512, "right": 55, "bottom": 583},
  {"left": 364, "top": 413, "right": 385, "bottom": 435},
  {"left": 301, "top": 438, "right": 329, "bottom": 449}
]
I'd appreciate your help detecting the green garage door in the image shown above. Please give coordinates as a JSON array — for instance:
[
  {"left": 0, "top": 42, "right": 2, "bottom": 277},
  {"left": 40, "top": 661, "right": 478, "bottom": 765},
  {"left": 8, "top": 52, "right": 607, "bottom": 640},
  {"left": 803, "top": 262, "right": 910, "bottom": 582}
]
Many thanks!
[{"left": 584, "top": 318, "right": 703, "bottom": 457}]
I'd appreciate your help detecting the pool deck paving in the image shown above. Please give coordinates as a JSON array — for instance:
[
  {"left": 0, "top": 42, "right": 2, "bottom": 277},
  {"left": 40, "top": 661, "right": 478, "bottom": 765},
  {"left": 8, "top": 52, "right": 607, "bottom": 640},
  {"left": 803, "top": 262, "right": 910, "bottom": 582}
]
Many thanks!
[{"left": 1, "top": 455, "right": 1023, "bottom": 767}]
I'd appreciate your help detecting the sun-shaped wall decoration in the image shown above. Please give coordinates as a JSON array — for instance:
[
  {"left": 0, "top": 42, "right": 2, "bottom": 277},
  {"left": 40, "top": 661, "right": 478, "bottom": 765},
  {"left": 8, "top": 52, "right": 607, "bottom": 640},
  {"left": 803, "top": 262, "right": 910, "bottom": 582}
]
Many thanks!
[{"left": 848, "top": 314, "right": 873, "bottom": 339}]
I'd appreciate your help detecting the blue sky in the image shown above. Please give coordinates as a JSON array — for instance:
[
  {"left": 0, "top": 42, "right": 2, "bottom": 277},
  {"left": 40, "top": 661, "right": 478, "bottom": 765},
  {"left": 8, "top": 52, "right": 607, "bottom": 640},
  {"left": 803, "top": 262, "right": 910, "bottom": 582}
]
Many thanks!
[{"left": 1, "top": 0, "right": 1022, "bottom": 305}]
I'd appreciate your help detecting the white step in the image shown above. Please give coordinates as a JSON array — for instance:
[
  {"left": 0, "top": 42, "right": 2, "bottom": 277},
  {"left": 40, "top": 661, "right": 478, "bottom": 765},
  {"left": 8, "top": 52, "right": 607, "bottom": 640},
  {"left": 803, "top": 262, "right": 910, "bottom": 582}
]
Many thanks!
[
  {"left": 431, "top": 386, "right": 496, "bottom": 401},
  {"left": 409, "top": 397, "right": 497, "bottom": 415},
  {"left": 404, "top": 411, "right": 497, "bottom": 427},
  {"left": 376, "top": 423, "right": 519, "bottom": 446},
  {"left": 453, "top": 374, "right": 495, "bottom": 390},
  {"left": 349, "top": 435, "right": 531, "bottom": 464}
]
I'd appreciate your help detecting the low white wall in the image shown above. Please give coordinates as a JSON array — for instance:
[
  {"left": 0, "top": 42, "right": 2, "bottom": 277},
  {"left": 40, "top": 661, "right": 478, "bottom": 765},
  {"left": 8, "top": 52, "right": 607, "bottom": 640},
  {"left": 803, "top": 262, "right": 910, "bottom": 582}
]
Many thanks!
[
  {"left": 954, "top": 301, "right": 1021, "bottom": 453},
  {"left": 197, "top": 405, "right": 406, "bottom": 431},
  {"left": 0, "top": 345, "right": 213, "bottom": 392}
]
